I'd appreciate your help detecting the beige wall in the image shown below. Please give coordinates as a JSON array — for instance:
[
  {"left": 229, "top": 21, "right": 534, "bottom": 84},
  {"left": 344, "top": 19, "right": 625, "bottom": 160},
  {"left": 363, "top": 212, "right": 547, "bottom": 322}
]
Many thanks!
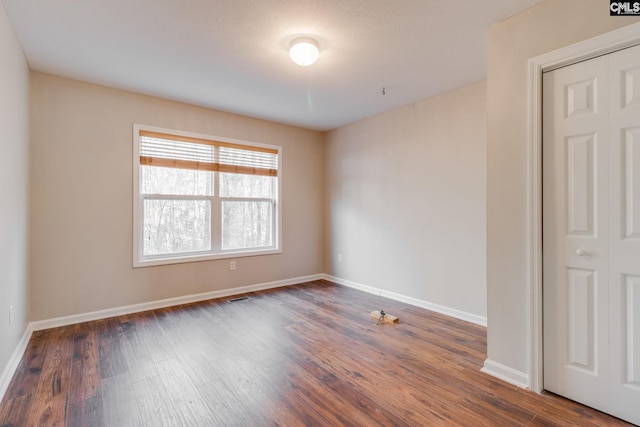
[
  {"left": 29, "top": 73, "right": 324, "bottom": 321},
  {"left": 325, "top": 81, "right": 487, "bottom": 318},
  {"left": 0, "top": 4, "right": 30, "bottom": 377},
  {"left": 487, "top": 0, "right": 640, "bottom": 375}
]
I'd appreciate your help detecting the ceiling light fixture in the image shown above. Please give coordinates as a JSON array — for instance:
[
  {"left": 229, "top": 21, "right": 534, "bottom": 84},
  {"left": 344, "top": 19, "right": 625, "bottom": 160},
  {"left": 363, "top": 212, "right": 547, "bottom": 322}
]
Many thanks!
[{"left": 289, "top": 37, "right": 319, "bottom": 66}]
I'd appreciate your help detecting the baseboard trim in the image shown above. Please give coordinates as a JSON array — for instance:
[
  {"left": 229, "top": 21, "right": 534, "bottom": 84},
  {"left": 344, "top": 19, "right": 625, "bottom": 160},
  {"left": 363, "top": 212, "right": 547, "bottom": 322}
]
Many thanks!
[
  {"left": 323, "top": 274, "right": 487, "bottom": 327},
  {"left": 0, "top": 323, "right": 34, "bottom": 403},
  {"left": 30, "top": 274, "right": 323, "bottom": 331},
  {"left": 481, "top": 359, "right": 530, "bottom": 389}
]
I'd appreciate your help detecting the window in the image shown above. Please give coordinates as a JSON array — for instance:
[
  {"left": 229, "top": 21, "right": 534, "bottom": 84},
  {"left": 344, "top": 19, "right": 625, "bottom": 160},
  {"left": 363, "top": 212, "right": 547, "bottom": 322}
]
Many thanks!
[{"left": 133, "top": 125, "right": 281, "bottom": 267}]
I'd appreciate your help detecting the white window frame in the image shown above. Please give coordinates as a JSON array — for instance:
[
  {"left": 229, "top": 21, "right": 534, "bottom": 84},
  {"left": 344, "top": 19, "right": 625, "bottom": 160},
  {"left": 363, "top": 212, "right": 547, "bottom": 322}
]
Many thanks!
[{"left": 133, "top": 124, "right": 282, "bottom": 267}]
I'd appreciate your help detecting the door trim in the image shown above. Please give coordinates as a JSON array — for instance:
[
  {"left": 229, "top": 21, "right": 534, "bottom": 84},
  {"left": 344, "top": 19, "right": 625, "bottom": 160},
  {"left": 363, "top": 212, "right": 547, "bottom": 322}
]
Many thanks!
[{"left": 527, "top": 22, "right": 640, "bottom": 394}]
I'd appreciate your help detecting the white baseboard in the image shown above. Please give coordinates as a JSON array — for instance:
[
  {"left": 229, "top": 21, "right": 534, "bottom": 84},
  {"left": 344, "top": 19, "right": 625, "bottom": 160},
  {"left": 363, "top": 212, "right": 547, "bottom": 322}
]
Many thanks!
[
  {"left": 323, "top": 274, "right": 487, "bottom": 327},
  {"left": 30, "top": 274, "right": 323, "bottom": 331},
  {"left": 481, "top": 359, "right": 530, "bottom": 389},
  {"left": 0, "top": 323, "right": 34, "bottom": 403}
]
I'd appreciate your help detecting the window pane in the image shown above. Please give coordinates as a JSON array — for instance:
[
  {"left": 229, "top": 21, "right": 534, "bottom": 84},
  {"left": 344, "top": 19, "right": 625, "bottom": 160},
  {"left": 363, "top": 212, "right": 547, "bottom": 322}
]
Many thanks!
[
  {"left": 141, "top": 165, "right": 213, "bottom": 196},
  {"left": 219, "top": 173, "right": 273, "bottom": 198},
  {"left": 143, "top": 199, "right": 211, "bottom": 256},
  {"left": 221, "top": 201, "right": 273, "bottom": 250}
]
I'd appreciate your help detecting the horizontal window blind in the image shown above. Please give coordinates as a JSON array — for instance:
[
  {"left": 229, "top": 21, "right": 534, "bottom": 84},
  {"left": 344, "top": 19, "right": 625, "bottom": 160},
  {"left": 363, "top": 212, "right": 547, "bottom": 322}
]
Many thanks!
[{"left": 139, "top": 130, "right": 278, "bottom": 177}]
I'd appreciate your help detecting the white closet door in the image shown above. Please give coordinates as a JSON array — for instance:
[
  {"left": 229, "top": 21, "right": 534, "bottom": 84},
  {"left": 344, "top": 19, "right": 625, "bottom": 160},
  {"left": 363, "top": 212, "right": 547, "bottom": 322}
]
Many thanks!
[
  {"left": 543, "top": 43, "right": 640, "bottom": 425},
  {"left": 607, "top": 43, "right": 640, "bottom": 425}
]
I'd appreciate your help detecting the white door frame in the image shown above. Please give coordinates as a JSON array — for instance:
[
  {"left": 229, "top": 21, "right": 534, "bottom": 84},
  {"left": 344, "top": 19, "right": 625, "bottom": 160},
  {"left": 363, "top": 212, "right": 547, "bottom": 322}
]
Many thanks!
[{"left": 527, "top": 22, "right": 640, "bottom": 393}]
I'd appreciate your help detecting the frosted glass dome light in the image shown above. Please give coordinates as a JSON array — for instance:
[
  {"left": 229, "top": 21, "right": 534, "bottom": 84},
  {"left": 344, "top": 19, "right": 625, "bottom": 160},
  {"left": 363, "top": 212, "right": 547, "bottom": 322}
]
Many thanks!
[{"left": 289, "top": 38, "right": 319, "bottom": 66}]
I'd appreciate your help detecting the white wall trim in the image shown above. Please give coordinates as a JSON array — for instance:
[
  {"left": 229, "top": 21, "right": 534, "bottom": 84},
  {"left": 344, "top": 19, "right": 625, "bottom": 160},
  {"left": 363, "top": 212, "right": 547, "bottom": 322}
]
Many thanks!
[
  {"left": 0, "top": 323, "right": 34, "bottom": 403},
  {"left": 30, "top": 274, "right": 323, "bottom": 331},
  {"left": 527, "top": 22, "right": 640, "bottom": 393},
  {"left": 481, "top": 359, "right": 529, "bottom": 389},
  {"left": 323, "top": 274, "right": 487, "bottom": 327}
]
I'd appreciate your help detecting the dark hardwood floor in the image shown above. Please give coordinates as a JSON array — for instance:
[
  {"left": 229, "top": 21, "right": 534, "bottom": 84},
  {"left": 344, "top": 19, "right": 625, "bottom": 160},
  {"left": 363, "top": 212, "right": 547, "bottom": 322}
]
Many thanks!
[{"left": 0, "top": 280, "right": 634, "bottom": 426}]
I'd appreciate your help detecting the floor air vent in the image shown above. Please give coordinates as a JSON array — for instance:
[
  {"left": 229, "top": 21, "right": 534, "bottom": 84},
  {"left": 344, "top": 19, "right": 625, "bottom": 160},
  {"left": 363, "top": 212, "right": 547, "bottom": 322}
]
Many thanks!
[{"left": 227, "top": 296, "right": 250, "bottom": 303}]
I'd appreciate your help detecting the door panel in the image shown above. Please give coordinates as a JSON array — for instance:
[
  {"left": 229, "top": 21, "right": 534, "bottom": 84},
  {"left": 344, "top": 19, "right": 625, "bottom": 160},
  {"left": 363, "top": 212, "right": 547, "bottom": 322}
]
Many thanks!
[
  {"left": 567, "top": 268, "right": 597, "bottom": 372},
  {"left": 543, "top": 53, "right": 609, "bottom": 402},
  {"left": 566, "top": 133, "right": 597, "bottom": 236},
  {"left": 622, "top": 128, "right": 640, "bottom": 239},
  {"left": 621, "top": 66, "right": 640, "bottom": 108},
  {"left": 624, "top": 275, "right": 640, "bottom": 388},
  {"left": 566, "top": 78, "right": 598, "bottom": 117}
]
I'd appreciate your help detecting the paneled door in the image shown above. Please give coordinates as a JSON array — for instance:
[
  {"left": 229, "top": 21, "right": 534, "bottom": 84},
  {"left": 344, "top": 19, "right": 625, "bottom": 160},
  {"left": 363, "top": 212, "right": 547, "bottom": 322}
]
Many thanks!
[{"left": 543, "top": 43, "right": 640, "bottom": 425}]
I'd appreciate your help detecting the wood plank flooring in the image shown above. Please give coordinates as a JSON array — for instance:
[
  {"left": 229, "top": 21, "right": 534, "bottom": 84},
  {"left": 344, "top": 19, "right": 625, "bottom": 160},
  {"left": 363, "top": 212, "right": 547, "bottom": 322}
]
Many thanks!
[{"left": 0, "top": 280, "right": 634, "bottom": 426}]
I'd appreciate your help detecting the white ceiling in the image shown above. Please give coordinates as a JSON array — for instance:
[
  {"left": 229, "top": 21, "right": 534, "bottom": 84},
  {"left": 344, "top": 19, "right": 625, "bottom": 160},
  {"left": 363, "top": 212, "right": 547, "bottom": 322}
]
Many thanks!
[{"left": 2, "top": 0, "right": 542, "bottom": 131}]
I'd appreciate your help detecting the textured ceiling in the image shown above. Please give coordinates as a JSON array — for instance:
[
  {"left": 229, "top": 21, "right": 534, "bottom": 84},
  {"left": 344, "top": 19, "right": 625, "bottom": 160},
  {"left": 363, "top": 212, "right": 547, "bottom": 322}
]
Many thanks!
[{"left": 2, "top": 0, "right": 542, "bottom": 131}]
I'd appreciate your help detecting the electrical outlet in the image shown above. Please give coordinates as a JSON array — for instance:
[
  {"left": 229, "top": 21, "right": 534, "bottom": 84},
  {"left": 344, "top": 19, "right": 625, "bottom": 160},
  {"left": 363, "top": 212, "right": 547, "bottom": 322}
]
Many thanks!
[
  {"left": 9, "top": 305, "right": 13, "bottom": 325},
  {"left": 337, "top": 254, "right": 343, "bottom": 263},
  {"left": 230, "top": 261, "right": 236, "bottom": 271}
]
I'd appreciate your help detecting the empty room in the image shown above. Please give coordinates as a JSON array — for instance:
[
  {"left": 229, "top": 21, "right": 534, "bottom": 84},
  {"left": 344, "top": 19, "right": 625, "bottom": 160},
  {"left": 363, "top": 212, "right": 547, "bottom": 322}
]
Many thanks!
[{"left": 1, "top": 0, "right": 640, "bottom": 425}]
